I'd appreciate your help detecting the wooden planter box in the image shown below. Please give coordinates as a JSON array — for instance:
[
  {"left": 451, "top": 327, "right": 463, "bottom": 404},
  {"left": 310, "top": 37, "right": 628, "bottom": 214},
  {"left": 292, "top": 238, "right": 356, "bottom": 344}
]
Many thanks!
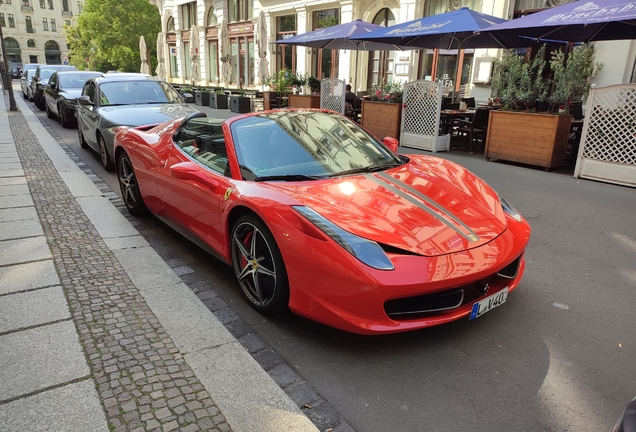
[
  {"left": 484, "top": 111, "right": 572, "bottom": 170},
  {"left": 209, "top": 94, "right": 228, "bottom": 109},
  {"left": 230, "top": 96, "right": 251, "bottom": 113},
  {"left": 195, "top": 91, "right": 211, "bottom": 106},
  {"left": 361, "top": 100, "right": 402, "bottom": 140},
  {"left": 288, "top": 94, "right": 321, "bottom": 109}
]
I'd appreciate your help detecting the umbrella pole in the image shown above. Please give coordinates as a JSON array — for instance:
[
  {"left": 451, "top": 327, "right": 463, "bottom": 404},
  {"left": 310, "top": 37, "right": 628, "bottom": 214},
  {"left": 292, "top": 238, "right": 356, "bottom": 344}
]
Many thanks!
[
  {"left": 452, "top": 40, "right": 462, "bottom": 104},
  {"left": 354, "top": 44, "right": 360, "bottom": 91}
]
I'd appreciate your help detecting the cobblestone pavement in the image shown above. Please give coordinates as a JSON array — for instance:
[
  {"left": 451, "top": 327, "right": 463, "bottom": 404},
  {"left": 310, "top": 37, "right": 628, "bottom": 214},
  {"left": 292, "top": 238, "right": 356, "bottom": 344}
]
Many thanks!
[
  {"left": 24, "top": 97, "right": 355, "bottom": 432},
  {"left": 8, "top": 106, "right": 231, "bottom": 431}
]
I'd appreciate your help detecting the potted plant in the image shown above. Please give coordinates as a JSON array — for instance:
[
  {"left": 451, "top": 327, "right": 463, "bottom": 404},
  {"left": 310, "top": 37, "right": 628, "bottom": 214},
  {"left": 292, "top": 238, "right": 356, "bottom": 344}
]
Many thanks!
[
  {"left": 288, "top": 72, "right": 321, "bottom": 109},
  {"left": 307, "top": 76, "right": 321, "bottom": 96},
  {"left": 210, "top": 89, "right": 229, "bottom": 109},
  {"left": 361, "top": 82, "right": 404, "bottom": 140},
  {"left": 485, "top": 44, "right": 601, "bottom": 170},
  {"left": 230, "top": 91, "right": 252, "bottom": 113},
  {"left": 179, "top": 86, "right": 195, "bottom": 103},
  {"left": 263, "top": 69, "right": 294, "bottom": 109},
  {"left": 195, "top": 88, "right": 211, "bottom": 106}
]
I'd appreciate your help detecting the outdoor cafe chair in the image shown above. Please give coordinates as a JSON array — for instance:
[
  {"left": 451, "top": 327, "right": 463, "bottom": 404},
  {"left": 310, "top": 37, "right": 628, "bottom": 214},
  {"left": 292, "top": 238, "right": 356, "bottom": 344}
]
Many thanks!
[{"left": 456, "top": 108, "right": 490, "bottom": 153}]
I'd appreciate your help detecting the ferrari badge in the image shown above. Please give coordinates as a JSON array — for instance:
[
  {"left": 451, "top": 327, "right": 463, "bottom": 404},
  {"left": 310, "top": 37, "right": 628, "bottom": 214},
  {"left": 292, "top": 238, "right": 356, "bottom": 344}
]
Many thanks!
[{"left": 224, "top": 188, "right": 233, "bottom": 201}]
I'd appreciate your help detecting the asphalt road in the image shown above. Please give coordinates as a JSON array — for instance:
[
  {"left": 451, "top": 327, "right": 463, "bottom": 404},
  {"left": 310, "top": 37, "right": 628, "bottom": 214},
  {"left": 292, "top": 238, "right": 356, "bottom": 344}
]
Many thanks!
[{"left": 24, "top": 90, "right": 636, "bottom": 432}]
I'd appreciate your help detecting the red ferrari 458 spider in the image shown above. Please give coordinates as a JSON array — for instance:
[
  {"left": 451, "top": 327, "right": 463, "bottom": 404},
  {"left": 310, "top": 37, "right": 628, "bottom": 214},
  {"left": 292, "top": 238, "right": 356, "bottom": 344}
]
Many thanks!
[{"left": 113, "top": 109, "right": 531, "bottom": 335}]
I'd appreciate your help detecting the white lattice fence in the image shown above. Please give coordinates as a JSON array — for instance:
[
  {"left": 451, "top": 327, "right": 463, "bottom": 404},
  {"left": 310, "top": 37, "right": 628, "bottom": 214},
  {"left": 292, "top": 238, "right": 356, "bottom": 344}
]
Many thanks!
[
  {"left": 400, "top": 80, "right": 449, "bottom": 152},
  {"left": 574, "top": 84, "right": 636, "bottom": 187},
  {"left": 320, "top": 79, "right": 345, "bottom": 114}
]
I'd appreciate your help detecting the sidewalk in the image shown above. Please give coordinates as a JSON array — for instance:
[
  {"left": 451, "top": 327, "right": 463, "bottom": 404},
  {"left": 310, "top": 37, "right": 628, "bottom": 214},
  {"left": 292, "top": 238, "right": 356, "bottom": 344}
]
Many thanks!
[{"left": 0, "top": 91, "right": 319, "bottom": 432}]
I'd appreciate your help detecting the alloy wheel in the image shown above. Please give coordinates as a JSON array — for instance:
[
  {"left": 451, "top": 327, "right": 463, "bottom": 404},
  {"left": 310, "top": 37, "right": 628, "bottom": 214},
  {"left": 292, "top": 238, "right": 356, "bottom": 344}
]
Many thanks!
[
  {"left": 118, "top": 156, "right": 138, "bottom": 209},
  {"left": 98, "top": 134, "right": 114, "bottom": 171},
  {"left": 232, "top": 221, "right": 278, "bottom": 308}
]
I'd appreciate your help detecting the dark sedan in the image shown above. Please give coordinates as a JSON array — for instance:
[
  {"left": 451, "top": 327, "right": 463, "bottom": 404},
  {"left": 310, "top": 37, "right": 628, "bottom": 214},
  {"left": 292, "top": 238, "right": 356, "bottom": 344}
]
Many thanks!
[
  {"left": 76, "top": 73, "right": 198, "bottom": 171},
  {"left": 44, "top": 71, "right": 103, "bottom": 128},
  {"left": 31, "top": 65, "right": 77, "bottom": 110}
]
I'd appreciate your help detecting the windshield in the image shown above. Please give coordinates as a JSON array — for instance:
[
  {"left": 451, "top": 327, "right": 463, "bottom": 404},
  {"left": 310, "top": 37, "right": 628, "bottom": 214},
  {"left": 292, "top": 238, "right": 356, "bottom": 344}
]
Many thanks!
[
  {"left": 98, "top": 80, "right": 182, "bottom": 106},
  {"left": 39, "top": 69, "right": 55, "bottom": 80},
  {"left": 230, "top": 111, "right": 402, "bottom": 180},
  {"left": 59, "top": 73, "right": 100, "bottom": 89}
]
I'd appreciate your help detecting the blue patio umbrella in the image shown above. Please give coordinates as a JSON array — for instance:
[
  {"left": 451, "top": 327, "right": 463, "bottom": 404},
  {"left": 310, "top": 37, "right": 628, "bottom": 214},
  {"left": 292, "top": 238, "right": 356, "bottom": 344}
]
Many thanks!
[
  {"left": 274, "top": 20, "right": 407, "bottom": 89},
  {"left": 480, "top": 0, "right": 636, "bottom": 44},
  {"left": 349, "top": 8, "right": 540, "bottom": 100},
  {"left": 348, "top": 7, "right": 537, "bottom": 50}
]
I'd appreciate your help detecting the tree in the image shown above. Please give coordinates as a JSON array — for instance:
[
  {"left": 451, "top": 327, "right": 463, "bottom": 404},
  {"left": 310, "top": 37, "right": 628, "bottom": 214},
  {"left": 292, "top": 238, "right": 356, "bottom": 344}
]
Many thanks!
[{"left": 65, "top": 0, "right": 160, "bottom": 73}]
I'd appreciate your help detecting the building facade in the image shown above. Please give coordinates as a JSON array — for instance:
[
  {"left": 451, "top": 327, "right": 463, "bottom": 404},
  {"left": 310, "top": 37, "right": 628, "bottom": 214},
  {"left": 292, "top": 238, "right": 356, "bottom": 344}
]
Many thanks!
[
  {"left": 151, "top": 0, "right": 636, "bottom": 96},
  {"left": 0, "top": 0, "right": 78, "bottom": 68}
]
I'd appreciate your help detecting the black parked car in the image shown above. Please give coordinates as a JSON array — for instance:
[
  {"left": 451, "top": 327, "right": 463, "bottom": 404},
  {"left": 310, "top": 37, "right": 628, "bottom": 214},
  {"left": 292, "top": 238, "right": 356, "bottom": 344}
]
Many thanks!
[
  {"left": 44, "top": 71, "right": 103, "bottom": 128},
  {"left": 10, "top": 67, "right": 21, "bottom": 79},
  {"left": 76, "top": 73, "right": 197, "bottom": 171},
  {"left": 31, "top": 65, "right": 77, "bottom": 110}
]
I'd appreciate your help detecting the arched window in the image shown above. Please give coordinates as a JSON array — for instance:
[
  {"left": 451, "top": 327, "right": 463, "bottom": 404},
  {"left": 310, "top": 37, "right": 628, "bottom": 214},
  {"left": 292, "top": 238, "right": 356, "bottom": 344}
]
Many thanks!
[
  {"left": 167, "top": 16, "right": 175, "bottom": 31},
  {"left": 45, "top": 40, "right": 60, "bottom": 51},
  {"left": 4, "top": 38, "right": 20, "bottom": 49},
  {"left": 207, "top": 7, "right": 217, "bottom": 25},
  {"left": 27, "top": 39, "right": 36, "bottom": 48}
]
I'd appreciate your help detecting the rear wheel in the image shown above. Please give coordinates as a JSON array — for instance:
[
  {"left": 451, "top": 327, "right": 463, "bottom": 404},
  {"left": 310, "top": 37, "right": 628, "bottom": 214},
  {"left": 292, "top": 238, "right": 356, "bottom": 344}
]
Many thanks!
[
  {"left": 117, "top": 152, "right": 146, "bottom": 216},
  {"left": 59, "top": 104, "right": 72, "bottom": 128},
  {"left": 98, "top": 133, "right": 114, "bottom": 171},
  {"left": 45, "top": 101, "right": 54, "bottom": 119},
  {"left": 231, "top": 215, "right": 289, "bottom": 313},
  {"left": 77, "top": 125, "right": 89, "bottom": 149},
  {"left": 35, "top": 92, "right": 45, "bottom": 110}
]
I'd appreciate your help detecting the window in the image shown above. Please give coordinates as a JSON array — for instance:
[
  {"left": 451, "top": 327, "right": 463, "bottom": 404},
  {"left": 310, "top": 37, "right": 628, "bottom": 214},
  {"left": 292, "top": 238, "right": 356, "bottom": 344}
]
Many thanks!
[
  {"left": 40, "top": 0, "right": 45, "bottom": 8},
  {"left": 42, "top": 18, "right": 48, "bottom": 31},
  {"left": 51, "top": 19, "right": 56, "bottom": 31},
  {"left": 170, "top": 47, "right": 178, "bottom": 77},
  {"left": 28, "top": 39, "right": 36, "bottom": 48},
  {"left": 48, "top": 0, "right": 54, "bottom": 9},
  {"left": 180, "top": 2, "right": 197, "bottom": 28},
  {"left": 22, "top": 0, "right": 29, "bottom": 6},
  {"left": 30, "top": 55, "right": 38, "bottom": 63},
  {"left": 5, "top": 0, "right": 11, "bottom": 4},
  {"left": 26, "top": 16, "right": 33, "bottom": 33},
  {"left": 425, "top": 0, "right": 482, "bottom": 16},
  {"left": 8, "top": 14, "right": 15, "bottom": 28},
  {"left": 311, "top": 9, "right": 339, "bottom": 79},
  {"left": 78, "top": 1, "right": 83, "bottom": 13},
  {"left": 228, "top": 0, "right": 253, "bottom": 22},
  {"left": 65, "top": 20, "right": 71, "bottom": 26},
  {"left": 82, "top": 81, "right": 96, "bottom": 103},
  {"left": 276, "top": 15, "right": 297, "bottom": 73},
  {"left": 0, "top": 14, "right": 4, "bottom": 28},
  {"left": 174, "top": 118, "right": 229, "bottom": 176},
  {"left": 62, "top": 0, "right": 69, "bottom": 12},
  {"left": 167, "top": 16, "right": 175, "bottom": 31},
  {"left": 207, "top": 7, "right": 217, "bottom": 25}
]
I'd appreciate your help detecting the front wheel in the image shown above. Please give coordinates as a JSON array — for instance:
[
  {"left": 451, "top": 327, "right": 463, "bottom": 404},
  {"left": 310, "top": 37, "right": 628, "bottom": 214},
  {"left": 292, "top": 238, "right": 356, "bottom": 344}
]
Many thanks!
[
  {"left": 45, "top": 101, "right": 54, "bottom": 119},
  {"left": 98, "top": 133, "right": 114, "bottom": 171},
  {"left": 59, "top": 105, "right": 72, "bottom": 128},
  {"left": 231, "top": 215, "right": 289, "bottom": 313},
  {"left": 77, "top": 125, "right": 89, "bottom": 149},
  {"left": 117, "top": 152, "right": 146, "bottom": 216}
]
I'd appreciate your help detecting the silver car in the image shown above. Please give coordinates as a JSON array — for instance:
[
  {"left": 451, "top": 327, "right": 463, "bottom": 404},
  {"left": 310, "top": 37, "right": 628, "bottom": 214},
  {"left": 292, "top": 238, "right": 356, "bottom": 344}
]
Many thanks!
[{"left": 20, "top": 69, "right": 36, "bottom": 100}]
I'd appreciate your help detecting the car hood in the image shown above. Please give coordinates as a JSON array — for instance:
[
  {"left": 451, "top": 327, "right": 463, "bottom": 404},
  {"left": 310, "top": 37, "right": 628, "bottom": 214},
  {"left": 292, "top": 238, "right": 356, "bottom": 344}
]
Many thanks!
[
  {"left": 96, "top": 104, "right": 198, "bottom": 126},
  {"left": 265, "top": 155, "right": 508, "bottom": 257},
  {"left": 61, "top": 88, "right": 82, "bottom": 100}
]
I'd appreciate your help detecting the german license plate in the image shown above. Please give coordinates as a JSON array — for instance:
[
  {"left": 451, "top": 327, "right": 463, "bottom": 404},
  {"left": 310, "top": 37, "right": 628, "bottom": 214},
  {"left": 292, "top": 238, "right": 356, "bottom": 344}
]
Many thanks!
[{"left": 469, "top": 287, "right": 508, "bottom": 320}]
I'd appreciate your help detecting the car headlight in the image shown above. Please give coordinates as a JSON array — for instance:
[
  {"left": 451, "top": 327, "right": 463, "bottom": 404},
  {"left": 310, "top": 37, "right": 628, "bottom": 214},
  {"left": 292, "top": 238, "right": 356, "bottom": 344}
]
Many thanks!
[
  {"left": 499, "top": 195, "right": 522, "bottom": 222},
  {"left": 293, "top": 206, "right": 394, "bottom": 271}
]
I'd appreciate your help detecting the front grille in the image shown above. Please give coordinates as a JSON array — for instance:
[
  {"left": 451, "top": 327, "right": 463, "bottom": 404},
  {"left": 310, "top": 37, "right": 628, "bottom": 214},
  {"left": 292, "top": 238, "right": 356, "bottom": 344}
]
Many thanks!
[{"left": 384, "top": 254, "right": 523, "bottom": 321}]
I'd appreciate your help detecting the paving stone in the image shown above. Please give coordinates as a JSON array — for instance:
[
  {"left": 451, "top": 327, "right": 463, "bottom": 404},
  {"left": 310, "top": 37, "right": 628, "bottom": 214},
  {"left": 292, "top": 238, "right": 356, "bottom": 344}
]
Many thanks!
[{"left": 7, "top": 101, "right": 231, "bottom": 432}]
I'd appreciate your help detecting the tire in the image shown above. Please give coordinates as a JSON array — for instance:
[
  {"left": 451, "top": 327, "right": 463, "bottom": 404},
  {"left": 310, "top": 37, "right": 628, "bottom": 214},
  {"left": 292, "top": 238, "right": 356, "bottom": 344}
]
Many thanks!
[
  {"left": 231, "top": 215, "right": 289, "bottom": 313},
  {"left": 98, "top": 133, "right": 114, "bottom": 171},
  {"left": 59, "top": 104, "right": 72, "bottom": 128},
  {"left": 117, "top": 152, "right": 146, "bottom": 216},
  {"left": 77, "top": 125, "right": 89, "bottom": 149},
  {"left": 28, "top": 90, "right": 33, "bottom": 101},
  {"left": 22, "top": 90, "right": 28, "bottom": 100},
  {"left": 35, "top": 92, "right": 45, "bottom": 110},
  {"left": 45, "top": 101, "right": 54, "bottom": 119}
]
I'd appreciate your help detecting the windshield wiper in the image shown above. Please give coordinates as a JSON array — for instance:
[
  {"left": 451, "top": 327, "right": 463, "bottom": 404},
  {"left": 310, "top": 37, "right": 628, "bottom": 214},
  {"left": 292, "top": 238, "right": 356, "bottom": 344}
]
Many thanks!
[
  {"left": 254, "top": 174, "right": 326, "bottom": 182},
  {"left": 329, "top": 162, "right": 404, "bottom": 177},
  {"left": 142, "top": 101, "right": 169, "bottom": 104}
]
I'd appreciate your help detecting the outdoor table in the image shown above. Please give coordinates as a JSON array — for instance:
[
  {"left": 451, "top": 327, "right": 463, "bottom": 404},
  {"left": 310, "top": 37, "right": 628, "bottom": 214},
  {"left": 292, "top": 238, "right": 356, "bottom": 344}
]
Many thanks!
[{"left": 440, "top": 109, "right": 474, "bottom": 134}]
